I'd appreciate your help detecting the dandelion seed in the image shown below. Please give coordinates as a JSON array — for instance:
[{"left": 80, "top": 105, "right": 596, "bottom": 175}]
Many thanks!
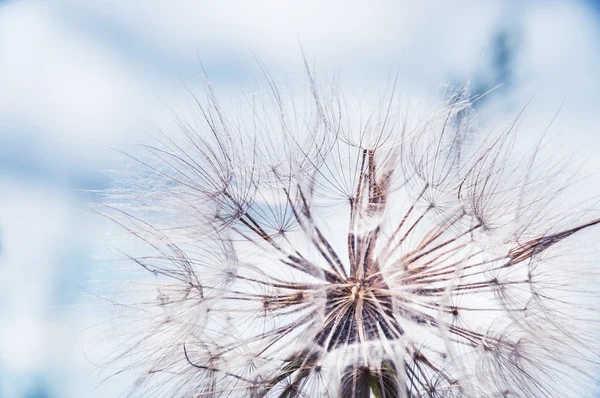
[{"left": 99, "top": 67, "right": 600, "bottom": 397}]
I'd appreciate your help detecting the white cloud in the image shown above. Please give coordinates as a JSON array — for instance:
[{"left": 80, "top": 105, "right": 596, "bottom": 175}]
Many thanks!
[
  {"left": 54, "top": 0, "right": 504, "bottom": 85},
  {"left": 0, "top": 179, "right": 70, "bottom": 398},
  {"left": 0, "top": 177, "right": 137, "bottom": 397},
  {"left": 0, "top": 1, "right": 148, "bottom": 168}
]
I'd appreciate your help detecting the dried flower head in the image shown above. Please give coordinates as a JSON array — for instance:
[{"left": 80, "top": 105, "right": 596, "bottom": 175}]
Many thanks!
[{"left": 98, "top": 68, "right": 600, "bottom": 397}]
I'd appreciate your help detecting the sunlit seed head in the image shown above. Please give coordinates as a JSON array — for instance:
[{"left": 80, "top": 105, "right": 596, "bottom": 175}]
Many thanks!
[{"left": 97, "top": 67, "right": 600, "bottom": 397}]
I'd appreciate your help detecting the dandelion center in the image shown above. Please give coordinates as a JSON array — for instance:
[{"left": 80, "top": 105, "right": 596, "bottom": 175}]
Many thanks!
[{"left": 314, "top": 274, "right": 401, "bottom": 351}]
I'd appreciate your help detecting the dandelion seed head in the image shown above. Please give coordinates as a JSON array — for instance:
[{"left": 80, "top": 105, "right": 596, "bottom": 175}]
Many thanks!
[{"left": 98, "top": 70, "right": 600, "bottom": 397}]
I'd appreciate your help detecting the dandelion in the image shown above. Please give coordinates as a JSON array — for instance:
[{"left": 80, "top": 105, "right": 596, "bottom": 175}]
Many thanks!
[{"left": 98, "top": 67, "right": 600, "bottom": 397}]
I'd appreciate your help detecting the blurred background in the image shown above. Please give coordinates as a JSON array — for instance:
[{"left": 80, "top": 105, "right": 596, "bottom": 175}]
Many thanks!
[{"left": 1, "top": 0, "right": 600, "bottom": 396}]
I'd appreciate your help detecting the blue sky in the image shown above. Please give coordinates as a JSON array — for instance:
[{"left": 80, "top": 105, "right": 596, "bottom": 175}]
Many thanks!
[{"left": 1, "top": 1, "right": 600, "bottom": 397}]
